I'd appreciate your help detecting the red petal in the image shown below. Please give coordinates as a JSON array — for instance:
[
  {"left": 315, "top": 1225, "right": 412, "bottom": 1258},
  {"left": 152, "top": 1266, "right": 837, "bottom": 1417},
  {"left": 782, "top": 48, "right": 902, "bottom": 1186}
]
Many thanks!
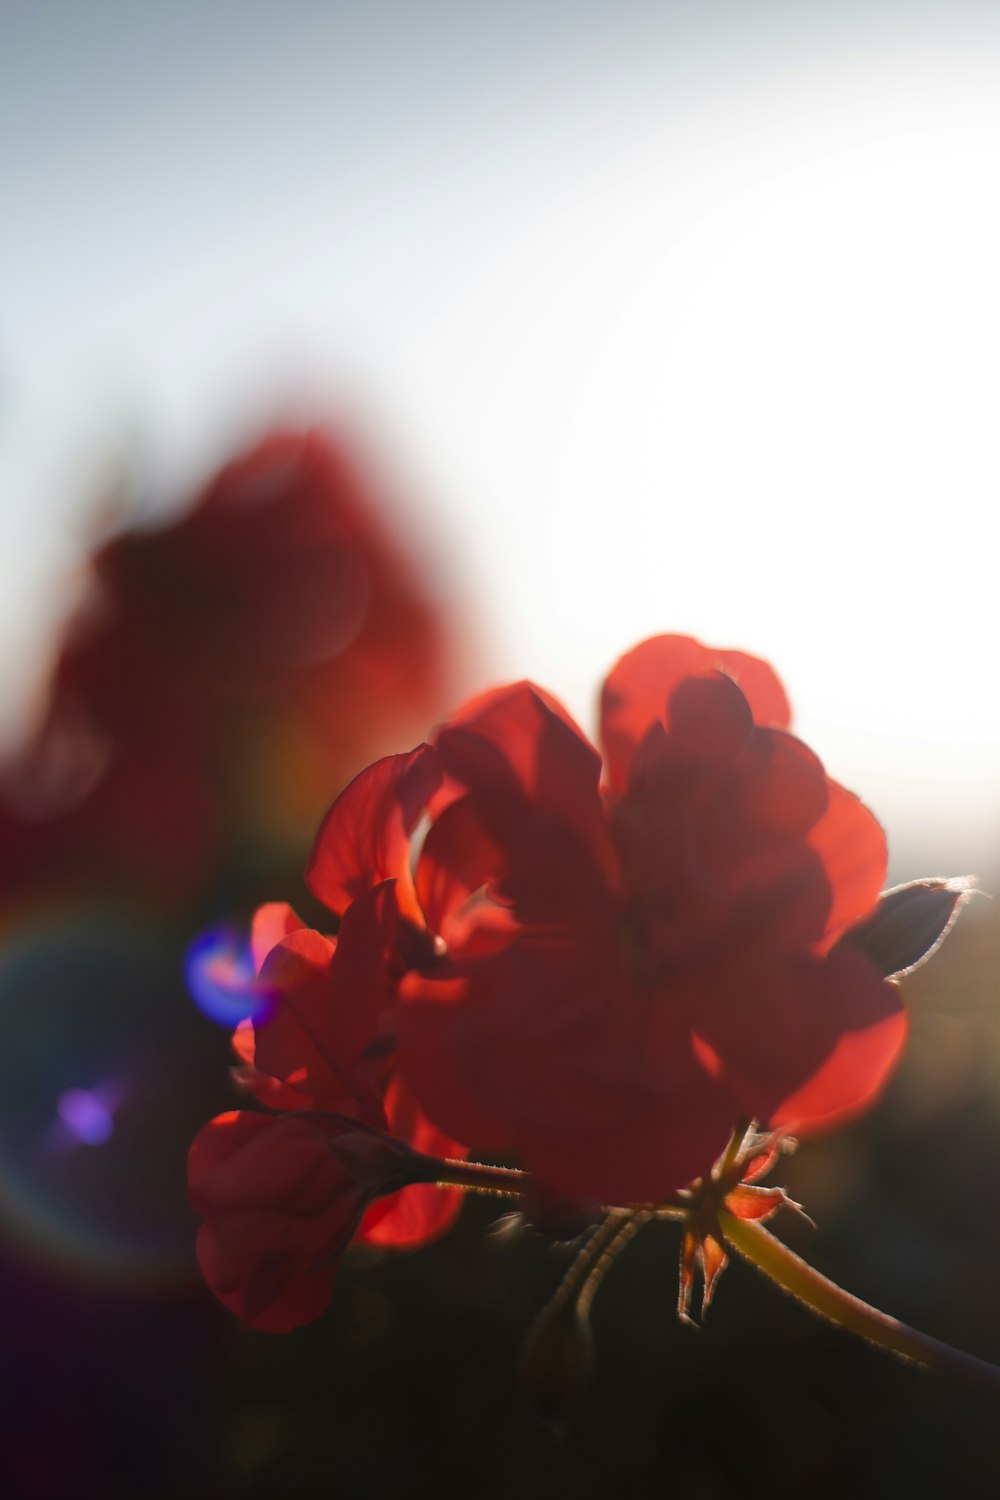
[
  {"left": 400, "top": 939, "right": 735, "bottom": 1203},
  {"left": 189, "top": 1111, "right": 341, "bottom": 1213},
  {"left": 435, "top": 682, "right": 608, "bottom": 864},
  {"left": 320, "top": 883, "right": 399, "bottom": 1069},
  {"left": 306, "top": 745, "right": 440, "bottom": 921},
  {"left": 251, "top": 902, "right": 306, "bottom": 973},
  {"left": 445, "top": 677, "right": 594, "bottom": 751},
  {"left": 358, "top": 1182, "right": 463, "bottom": 1249},
  {"left": 601, "top": 636, "right": 790, "bottom": 793},
  {"left": 396, "top": 970, "right": 520, "bottom": 1155},
  {"left": 713, "top": 649, "right": 791, "bottom": 732},
  {"left": 526, "top": 1093, "right": 734, "bottom": 1207},
  {"left": 414, "top": 794, "right": 503, "bottom": 940},
  {"left": 381, "top": 1071, "right": 466, "bottom": 1160},
  {"left": 190, "top": 1112, "right": 363, "bottom": 1332},
  {"left": 739, "top": 729, "right": 828, "bottom": 841},
  {"left": 662, "top": 673, "right": 754, "bottom": 763},
  {"left": 189, "top": 1110, "right": 268, "bottom": 1203},
  {"left": 696, "top": 945, "right": 907, "bottom": 1131},
  {"left": 349, "top": 1071, "right": 467, "bottom": 1249},
  {"left": 230, "top": 1021, "right": 314, "bottom": 1110},
  {"left": 612, "top": 741, "right": 832, "bottom": 976},
  {"left": 808, "top": 778, "right": 888, "bottom": 952},
  {"left": 491, "top": 807, "right": 616, "bottom": 927},
  {"left": 769, "top": 976, "right": 908, "bottom": 1133},
  {"left": 196, "top": 1220, "right": 338, "bottom": 1333},
  {"left": 252, "top": 913, "right": 389, "bottom": 1122}
]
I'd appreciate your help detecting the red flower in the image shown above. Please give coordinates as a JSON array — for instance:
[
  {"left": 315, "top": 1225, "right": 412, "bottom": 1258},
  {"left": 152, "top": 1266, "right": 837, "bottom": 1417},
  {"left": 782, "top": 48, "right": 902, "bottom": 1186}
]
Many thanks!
[
  {"left": 0, "top": 428, "right": 453, "bottom": 910},
  {"left": 188, "top": 745, "right": 478, "bottom": 1330},
  {"left": 381, "top": 635, "right": 906, "bottom": 1204},
  {"left": 188, "top": 1109, "right": 416, "bottom": 1333},
  {"left": 189, "top": 884, "right": 469, "bottom": 1330},
  {"left": 232, "top": 886, "right": 466, "bottom": 1253}
]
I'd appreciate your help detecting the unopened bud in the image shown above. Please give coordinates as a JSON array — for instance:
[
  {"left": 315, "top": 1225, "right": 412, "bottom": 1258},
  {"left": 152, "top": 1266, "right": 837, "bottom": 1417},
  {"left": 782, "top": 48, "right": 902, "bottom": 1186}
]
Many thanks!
[
  {"left": 519, "top": 1294, "right": 595, "bottom": 1424},
  {"left": 840, "top": 877, "right": 973, "bottom": 979}
]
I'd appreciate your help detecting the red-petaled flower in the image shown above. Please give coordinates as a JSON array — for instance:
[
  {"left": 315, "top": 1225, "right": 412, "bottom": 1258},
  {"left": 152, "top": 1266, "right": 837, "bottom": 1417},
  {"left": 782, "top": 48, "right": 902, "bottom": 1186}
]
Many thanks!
[
  {"left": 188, "top": 1109, "right": 419, "bottom": 1333},
  {"left": 189, "top": 745, "right": 483, "bottom": 1330},
  {"left": 373, "top": 635, "right": 907, "bottom": 1205},
  {"left": 231, "top": 885, "right": 466, "bottom": 1253},
  {"left": 0, "top": 428, "right": 453, "bottom": 910},
  {"left": 189, "top": 885, "right": 468, "bottom": 1331}
]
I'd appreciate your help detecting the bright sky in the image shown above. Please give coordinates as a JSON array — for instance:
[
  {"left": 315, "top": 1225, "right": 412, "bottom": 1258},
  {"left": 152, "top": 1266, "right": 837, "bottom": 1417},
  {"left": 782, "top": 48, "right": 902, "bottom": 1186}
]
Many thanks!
[{"left": 2, "top": 0, "right": 998, "bottom": 875}]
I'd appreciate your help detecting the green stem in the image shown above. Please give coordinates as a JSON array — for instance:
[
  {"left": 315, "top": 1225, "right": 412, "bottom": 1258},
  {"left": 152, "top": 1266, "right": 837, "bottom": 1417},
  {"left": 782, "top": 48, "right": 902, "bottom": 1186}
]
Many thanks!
[{"left": 719, "top": 1210, "right": 1000, "bottom": 1388}]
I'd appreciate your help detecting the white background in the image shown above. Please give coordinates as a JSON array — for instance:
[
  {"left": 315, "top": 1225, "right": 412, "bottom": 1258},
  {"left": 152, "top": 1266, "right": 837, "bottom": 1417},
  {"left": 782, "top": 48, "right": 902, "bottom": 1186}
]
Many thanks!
[{"left": 2, "top": 0, "right": 998, "bottom": 875}]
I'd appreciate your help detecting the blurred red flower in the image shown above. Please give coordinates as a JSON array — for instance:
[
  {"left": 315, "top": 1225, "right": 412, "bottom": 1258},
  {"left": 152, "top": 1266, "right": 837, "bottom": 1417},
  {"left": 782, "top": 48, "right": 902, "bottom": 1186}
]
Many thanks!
[
  {"left": 0, "top": 428, "right": 454, "bottom": 911},
  {"left": 375, "top": 636, "right": 907, "bottom": 1204}
]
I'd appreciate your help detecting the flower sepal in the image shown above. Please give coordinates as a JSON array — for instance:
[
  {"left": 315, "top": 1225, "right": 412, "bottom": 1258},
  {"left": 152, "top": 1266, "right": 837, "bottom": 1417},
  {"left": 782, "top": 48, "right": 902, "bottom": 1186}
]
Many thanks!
[
  {"left": 325, "top": 1117, "right": 434, "bottom": 1194},
  {"left": 676, "top": 1125, "right": 810, "bottom": 1324}
]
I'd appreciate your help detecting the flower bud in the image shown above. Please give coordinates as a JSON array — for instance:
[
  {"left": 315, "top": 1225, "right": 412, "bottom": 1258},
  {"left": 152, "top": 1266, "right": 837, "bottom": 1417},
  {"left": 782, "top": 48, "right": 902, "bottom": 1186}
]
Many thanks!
[
  {"left": 519, "top": 1294, "right": 595, "bottom": 1424},
  {"left": 840, "top": 877, "right": 972, "bottom": 979}
]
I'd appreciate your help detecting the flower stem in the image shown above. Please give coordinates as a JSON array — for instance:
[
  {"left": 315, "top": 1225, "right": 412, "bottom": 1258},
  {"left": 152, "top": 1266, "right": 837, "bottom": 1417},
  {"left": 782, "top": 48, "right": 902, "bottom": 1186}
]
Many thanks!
[
  {"left": 420, "top": 1156, "right": 688, "bottom": 1218},
  {"left": 426, "top": 1156, "right": 530, "bottom": 1198},
  {"left": 417, "top": 1153, "right": 693, "bottom": 1223},
  {"left": 575, "top": 1210, "right": 650, "bottom": 1316},
  {"left": 718, "top": 1209, "right": 1000, "bottom": 1389}
]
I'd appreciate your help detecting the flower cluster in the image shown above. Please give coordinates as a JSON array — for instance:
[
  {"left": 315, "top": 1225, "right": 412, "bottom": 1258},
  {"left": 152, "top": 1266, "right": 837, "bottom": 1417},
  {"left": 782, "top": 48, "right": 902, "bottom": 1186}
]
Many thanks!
[
  {"left": 190, "top": 634, "right": 965, "bottom": 1354},
  {"left": 0, "top": 428, "right": 452, "bottom": 913}
]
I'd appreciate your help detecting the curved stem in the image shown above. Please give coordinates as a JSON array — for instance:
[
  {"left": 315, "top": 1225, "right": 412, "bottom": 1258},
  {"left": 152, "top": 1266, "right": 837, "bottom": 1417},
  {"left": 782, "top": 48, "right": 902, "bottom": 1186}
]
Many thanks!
[
  {"left": 576, "top": 1210, "right": 650, "bottom": 1316},
  {"left": 719, "top": 1210, "right": 1000, "bottom": 1389}
]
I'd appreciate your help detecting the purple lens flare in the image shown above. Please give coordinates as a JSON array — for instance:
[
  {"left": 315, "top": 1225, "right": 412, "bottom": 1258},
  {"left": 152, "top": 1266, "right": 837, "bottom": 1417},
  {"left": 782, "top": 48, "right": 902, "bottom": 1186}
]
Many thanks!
[
  {"left": 185, "top": 925, "right": 279, "bottom": 1027},
  {"left": 57, "top": 1088, "right": 115, "bottom": 1147}
]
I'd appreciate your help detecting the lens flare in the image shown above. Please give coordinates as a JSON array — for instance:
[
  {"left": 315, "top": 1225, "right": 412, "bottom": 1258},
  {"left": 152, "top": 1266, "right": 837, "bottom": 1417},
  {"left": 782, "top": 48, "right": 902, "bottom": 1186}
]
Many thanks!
[
  {"left": 57, "top": 1088, "right": 114, "bottom": 1146},
  {"left": 185, "top": 926, "right": 278, "bottom": 1028},
  {"left": 0, "top": 915, "right": 228, "bottom": 1286}
]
